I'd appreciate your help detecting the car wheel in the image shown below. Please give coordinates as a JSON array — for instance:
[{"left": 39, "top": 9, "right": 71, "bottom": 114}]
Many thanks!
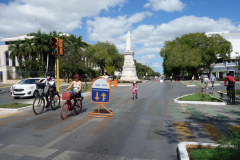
[
  {"left": 14, "top": 97, "right": 20, "bottom": 99},
  {"left": 33, "top": 90, "right": 39, "bottom": 98}
]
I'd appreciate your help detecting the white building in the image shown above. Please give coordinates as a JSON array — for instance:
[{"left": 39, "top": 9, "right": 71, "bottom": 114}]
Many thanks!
[
  {"left": 205, "top": 31, "right": 240, "bottom": 78},
  {"left": 0, "top": 34, "right": 34, "bottom": 83}
]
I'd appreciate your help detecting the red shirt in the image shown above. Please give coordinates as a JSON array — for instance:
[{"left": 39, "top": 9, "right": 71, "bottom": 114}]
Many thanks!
[{"left": 224, "top": 75, "right": 235, "bottom": 85}]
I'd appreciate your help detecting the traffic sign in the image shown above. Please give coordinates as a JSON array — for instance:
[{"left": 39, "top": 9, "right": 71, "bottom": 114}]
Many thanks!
[{"left": 91, "top": 78, "right": 111, "bottom": 104}]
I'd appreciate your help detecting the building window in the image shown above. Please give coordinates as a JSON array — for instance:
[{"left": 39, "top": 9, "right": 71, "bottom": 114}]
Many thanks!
[{"left": 5, "top": 52, "right": 9, "bottom": 66}]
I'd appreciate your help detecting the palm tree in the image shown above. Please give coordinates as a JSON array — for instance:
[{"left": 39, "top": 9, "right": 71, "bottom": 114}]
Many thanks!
[
  {"left": 23, "top": 38, "right": 36, "bottom": 70},
  {"left": 7, "top": 40, "right": 25, "bottom": 71}
]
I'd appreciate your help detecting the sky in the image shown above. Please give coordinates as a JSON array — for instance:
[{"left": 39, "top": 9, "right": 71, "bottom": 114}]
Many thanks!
[{"left": 0, "top": 0, "right": 240, "bottom": 74}]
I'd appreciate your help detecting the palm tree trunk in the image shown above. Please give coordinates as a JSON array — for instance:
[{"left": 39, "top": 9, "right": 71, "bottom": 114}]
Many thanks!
[{"left": 46, "top": 53, "right": 49, "bottom": 73}]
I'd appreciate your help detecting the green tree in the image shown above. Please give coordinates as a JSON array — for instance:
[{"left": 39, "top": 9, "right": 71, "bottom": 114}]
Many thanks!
[
  {"left": 160, "top": 32, "right": 232, "bottom": 77},
  {"left": 7, "top": 40, "right": 25, "bottom": 71},
  {"left": 85, "top": 41, "right": 120, "bottom": 75}
]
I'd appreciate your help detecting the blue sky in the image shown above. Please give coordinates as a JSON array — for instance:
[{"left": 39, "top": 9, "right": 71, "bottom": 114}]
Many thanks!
[{"left": 1, "top": 0, "right": 240, "bottom": 74}]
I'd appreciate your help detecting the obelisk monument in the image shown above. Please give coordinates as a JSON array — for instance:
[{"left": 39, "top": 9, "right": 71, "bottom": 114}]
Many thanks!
[{"left": 120, "top": 31, "right": 139, "bottom": 81}]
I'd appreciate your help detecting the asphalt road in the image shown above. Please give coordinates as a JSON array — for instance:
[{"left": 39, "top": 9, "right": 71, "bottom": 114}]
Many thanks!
[{"left": 0, "top": 81, "right": 240, "bottom": 160}]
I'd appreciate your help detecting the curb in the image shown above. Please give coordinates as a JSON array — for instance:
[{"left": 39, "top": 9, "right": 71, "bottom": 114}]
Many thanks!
[
  {"left": 177, "top": 141, "right": 222, "bottom": 160},
  {"left": 180, "top": 82, "right": 195, "bottom": 87},
  {"left": 217, "top": 91, "right": 240, "bottom": 100},
  {"left": 0, "top": 90, "right": 6, "bottom": 94},
  {"left": 0, "top": 105, "right": 32, "bottom": 111},
  {"left": 174, "top": 93, "right": 226, "bottom": 105}
]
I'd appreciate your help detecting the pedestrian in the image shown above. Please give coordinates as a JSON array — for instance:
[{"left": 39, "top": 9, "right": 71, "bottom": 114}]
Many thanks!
[
  {"left": 204, "top": 75, "right": 210, "bottom": 89},
  {"left": 191, "top": 75, "right": 194, "bottom": 82},
  {"left": 199, "top": 75, "right": 201, "bottom": 81},
  {"left": 102, "top": 72, "right": 109, "bottom": 79},
  {"left": 211, "top": 74, "right": 216, "bottom": 89}
]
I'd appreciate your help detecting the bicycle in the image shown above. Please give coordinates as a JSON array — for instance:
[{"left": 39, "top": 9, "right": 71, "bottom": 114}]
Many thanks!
[
  {"left": 33, "top": 83, "right": 60, "bottom": 115},
  {"left": 132, "top": 89, "right": 138, "bottom": 100},
  {"left": 227, "top": 87, "right": 235, "bottom": 104},
  {"left": 60, "top": 92, "right": 82, "bottom": 120}
]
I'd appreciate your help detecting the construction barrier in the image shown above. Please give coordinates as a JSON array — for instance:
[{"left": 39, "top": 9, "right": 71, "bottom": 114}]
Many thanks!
[
  {"left": 108, "top": 80, "right": 111, "bottom": 89},
  {"left": 114, "top": 79, "right": 117, "bottom": 87}
]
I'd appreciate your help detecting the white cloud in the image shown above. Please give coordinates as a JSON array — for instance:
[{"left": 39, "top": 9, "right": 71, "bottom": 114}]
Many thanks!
[
  {"left": 135, "top": 47, "right": 161, "bottom": 55},
  {"left": 152, "top": 62, "right": 162, "bottom": 67},
  {"left": 87, "top": 11, "right": 152, "bottom": 52},
  {"left": 141, "top": 54, "right": 157, "bottom": 59},
  {"left": 144, "top": 0, "right": 186, "bottom": 12},
  {"left": 0, "top": 0, "right": 126, "bottom": 39},
  {"left": 87, "top": 15, "right": 240, "bottom": 56}
]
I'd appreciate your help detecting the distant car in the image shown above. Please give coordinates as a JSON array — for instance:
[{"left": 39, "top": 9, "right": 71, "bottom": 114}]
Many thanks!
[
  {"left": 10, "top": 78, "right": 46, "bottom": 99},
  {"left": 108, "top": 75, "right": 113, "bottom": 81}
]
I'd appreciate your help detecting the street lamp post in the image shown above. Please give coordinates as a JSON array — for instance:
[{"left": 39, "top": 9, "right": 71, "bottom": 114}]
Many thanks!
[
  {"left": 195, "top": 40, "right": 209, "bottom": 83},
  {"left": 68, "top": 51, "right": 70, "bottom": 83}
]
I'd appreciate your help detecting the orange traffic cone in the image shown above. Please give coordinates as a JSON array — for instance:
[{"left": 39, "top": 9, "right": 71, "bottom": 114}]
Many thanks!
[{"left": 176, "top": 79, "right": 177, "bottom": 82}]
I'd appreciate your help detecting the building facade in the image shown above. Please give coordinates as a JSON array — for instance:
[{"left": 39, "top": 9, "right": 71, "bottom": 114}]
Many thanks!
[
  {"left": 0, "top": 34, "right": 34, "bottom": 83},
  {"left": 205, "top": 31, "right": 240, "bottom": 78}
]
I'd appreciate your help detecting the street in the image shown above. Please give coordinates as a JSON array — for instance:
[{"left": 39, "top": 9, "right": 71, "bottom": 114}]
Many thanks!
[{"left": 0, "top": 81, "right": 240, "bottom": 160}]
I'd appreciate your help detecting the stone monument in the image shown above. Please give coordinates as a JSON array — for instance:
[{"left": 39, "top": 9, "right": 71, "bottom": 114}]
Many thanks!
[{"left": 120, "top": 31, "right": 139, "bottom": 81}]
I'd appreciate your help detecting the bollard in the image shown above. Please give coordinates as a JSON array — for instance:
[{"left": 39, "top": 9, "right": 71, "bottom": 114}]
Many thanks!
[{"left": 114, "top": 79, "right": 117, "bottom": 87}]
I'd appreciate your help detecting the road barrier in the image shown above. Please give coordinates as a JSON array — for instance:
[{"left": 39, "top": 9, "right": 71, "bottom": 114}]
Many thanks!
[{"left": 114, "top": 79, "right": 117, "bottom": 87}]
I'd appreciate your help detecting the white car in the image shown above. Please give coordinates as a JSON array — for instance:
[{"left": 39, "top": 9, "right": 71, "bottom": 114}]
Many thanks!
[{"left": 10, "top": 78, "right": 46, "bottom": 99}]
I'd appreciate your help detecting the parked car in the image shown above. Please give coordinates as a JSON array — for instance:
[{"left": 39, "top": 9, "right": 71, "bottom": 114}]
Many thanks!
[{"left": 10, "top": 78, "right": 46, "bottom": 99}]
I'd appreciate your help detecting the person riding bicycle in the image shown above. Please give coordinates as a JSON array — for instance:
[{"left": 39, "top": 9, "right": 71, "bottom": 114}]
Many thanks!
[
  {"left": 64, "top": 74, "right": 82, "bottom": 107},
  {"left": 224, "top": 73, "right": 236, "bottom": 96},
  {"left": 130, "top": 81, "right": 138, "bottom": 99},
  {"left": 41, "top": 72, "right": 56, "bottom": 107}
]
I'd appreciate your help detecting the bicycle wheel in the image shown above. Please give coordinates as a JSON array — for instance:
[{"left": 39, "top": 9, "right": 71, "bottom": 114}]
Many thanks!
[
  {"left": 74, "top": 99, "right": 82, "bottom": 114},
  {"left": 51, "top": 94, "right": 60, "bottom": 110},
  {"left": 60, "top": 102, "right": 69, "bottom": 120},
  {"left": 33, "top": 97, "right": 45, "bottom": 115},
  {"left": 133, "top": 93, "right": 135, "bottom": 100}
]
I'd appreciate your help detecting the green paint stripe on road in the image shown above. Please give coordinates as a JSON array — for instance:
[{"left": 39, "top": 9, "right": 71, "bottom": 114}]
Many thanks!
[
  {"left": 203, "top": 107, "right": 228, "bottom": 121},
  {"left": 221, "top": 108, "right": 240, "bottom": 119},
  {"left": 152, "top": 104, "right": 162, "bottom": 117},
  {"left": 185, "top": 106, "right": 207, "bottom": 120},
  {"left": 170, "top": 105, "right": 183, "bottom": 118}
]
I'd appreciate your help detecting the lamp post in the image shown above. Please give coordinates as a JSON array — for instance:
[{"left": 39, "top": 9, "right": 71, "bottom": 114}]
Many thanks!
[
  {"left": 68, "top": 51, "right": 70, "bottom": 83},
  {"left": 195, "top": 40, "right": 209, "bottom": 83}
]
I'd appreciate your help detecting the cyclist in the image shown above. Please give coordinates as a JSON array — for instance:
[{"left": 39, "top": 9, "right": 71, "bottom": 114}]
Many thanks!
[
  {"left": 224, "top": 73, "right": 236, "bottom": 96},
  {"left": 64, "top": 74, "right": 82, "bottom": 107},
  {"left": 130, "top": 81, "right": 138, "bottom": 99},
  {"left": 41, "top": 72, "right": 56, "bottom": 107}
]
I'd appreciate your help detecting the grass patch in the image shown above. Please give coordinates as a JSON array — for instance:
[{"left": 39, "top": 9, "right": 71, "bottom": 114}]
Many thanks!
[
  {"left": 189, "top": 127, "right": 240, "bottom": 160},
  {"left": 0, "top": 103, "right": 30, "bottom": 108},
  {"left": 178, "top": 93, "right": 221, "bottom": 102},
  {"left": 189, "top": 148, "right": 238, "bottom": 160},
  {"left": 221, "top": 89, "right": 240, "bottom": 97}
]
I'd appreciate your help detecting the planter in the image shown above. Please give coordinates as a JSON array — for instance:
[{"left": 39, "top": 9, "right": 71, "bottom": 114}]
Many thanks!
[
  {"left": 178, "top": 142, "right": 222, "bottom": 160},
  {"left": 174, "top": 93, "right": 226, "bottom": 105}
]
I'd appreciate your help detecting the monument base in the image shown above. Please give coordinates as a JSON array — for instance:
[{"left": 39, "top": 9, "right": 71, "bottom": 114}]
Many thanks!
[{"left": 118, "top": 80, "right": 143, "bottom": 83}]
